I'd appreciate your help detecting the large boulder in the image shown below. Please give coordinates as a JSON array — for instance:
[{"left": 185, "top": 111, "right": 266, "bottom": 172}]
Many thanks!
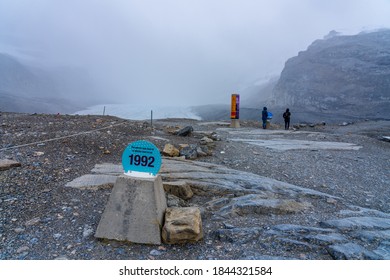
[{"left": 162, "top": 207, "right": 203, "bottom": 244}]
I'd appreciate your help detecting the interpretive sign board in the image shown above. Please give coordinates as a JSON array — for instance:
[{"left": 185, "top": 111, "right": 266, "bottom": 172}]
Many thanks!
[
  {"left": 122, "top": 140, "right": 162, "bottom": 176},
  {"left": 231, "top": 93, "right": 240, "bottom": 119}
]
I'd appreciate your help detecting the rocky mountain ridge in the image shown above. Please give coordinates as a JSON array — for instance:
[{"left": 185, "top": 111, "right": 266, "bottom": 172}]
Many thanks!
[{"left": 270, "top": 29, "right": 390, "bottom": 120}]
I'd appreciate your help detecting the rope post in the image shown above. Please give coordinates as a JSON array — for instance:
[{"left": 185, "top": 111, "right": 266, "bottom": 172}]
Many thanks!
[{"left": 150, "top": 110, "right": 153, "bottom": 129}]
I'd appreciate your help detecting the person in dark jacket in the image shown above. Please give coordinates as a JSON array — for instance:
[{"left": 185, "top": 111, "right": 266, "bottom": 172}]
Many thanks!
[
  {"left": 261, "top": 107, "right": 268, "bottom": 129},
  {"left": 283, "top": 108, "right": 291, "bottom": 130}
]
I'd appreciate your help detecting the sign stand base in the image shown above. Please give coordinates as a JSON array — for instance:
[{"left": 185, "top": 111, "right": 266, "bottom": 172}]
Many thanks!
[
  {"left": 230, "top": 119, "right": 240, "bottom": 128},
  {"left": 95, "top": 174, "right": 167, "bottom": 245}
]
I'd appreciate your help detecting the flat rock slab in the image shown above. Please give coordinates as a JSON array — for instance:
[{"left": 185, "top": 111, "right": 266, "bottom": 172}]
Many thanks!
[
  {"left": 65, "top": 174, "right": 117, "bottom": 190},
  {"left": 0, "top": 159, "right": 21, "bottom": 171},
  {"left": 229, "top": 138, "right": 362, "bottom": 151},
  {"left": 91, "top": 163, "right": 123, "bottom": 175},
  {"left": 159, "top": 158, "right": 335, "bottom": 199},
  {"left": 219, "top": 128, "right": 362, "bottom": 151},
  {"left": 321, "top": 216, "right": 390, "bottom": 231},
  {"left": 67, "top": 159, "right": 334, "bottom": 201},
  {"left": 327, "top": 242, "right": 381, "bottom": 260}
]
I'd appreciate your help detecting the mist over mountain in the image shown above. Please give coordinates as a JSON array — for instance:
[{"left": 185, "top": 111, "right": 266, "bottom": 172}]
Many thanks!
[
  {"left": 197, "top": 29, "right": 390, "bottom": 123},
  {"left": 0, "top": 53, "right": 103, "bottom": 113},
  {"left": 270, "top": 29, "right": 390, "bottom": 122}
]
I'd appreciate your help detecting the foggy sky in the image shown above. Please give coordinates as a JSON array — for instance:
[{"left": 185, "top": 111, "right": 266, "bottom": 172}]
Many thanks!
[{"left": 1, "top": 0, "right": 390, "bottom": 106}]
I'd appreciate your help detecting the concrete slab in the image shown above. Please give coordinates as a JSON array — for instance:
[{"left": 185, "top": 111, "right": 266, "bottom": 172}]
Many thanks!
[{"left": 95, "top": 175, "right": 167, "bottom": 245}]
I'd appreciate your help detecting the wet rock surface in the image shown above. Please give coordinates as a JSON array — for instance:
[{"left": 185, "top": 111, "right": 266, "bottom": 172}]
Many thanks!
[{"left": 0, "top": 112, "right": 389, "bottom": 260}]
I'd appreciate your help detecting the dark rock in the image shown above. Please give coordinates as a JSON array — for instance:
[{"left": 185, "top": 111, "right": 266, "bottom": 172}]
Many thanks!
[
  {"left": 179, "top": 144, "right": 198, "bottom": 159},
  {"left": 176, "top": 126, "right": 193, "bottom": 136}
]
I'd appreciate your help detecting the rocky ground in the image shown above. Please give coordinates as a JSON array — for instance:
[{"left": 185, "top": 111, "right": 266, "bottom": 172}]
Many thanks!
[{"left": 0, "top": 112, "right": 389, "bottom": 260}]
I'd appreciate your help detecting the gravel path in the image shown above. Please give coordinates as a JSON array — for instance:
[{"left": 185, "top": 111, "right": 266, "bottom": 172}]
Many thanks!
[{"left": 1, "top": 113, "right": 389, "bottom": 260}]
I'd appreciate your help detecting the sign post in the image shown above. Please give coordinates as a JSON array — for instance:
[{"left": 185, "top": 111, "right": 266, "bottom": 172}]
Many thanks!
[
  {"left": 95, "top": 140, "right": 167, "bottom": 244},
  {"left": 230, "top": 93, "right": 240, "bottom": 128},
  {"left": 122, "top": 140, "right": 161, "bottom": 176}
]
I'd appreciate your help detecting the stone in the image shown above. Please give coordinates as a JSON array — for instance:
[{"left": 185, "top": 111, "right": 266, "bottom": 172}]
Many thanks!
[
  {"left": 320, "top": 216, "right": 390, "bottom": 231},
  {"left": 0, "top": 159, "right": 21, "bottom": 171},
  {"left": 380, "top": 136, "right": 390, "bottom": 142},
  {"left": 303, "top": 233, "right": 348, "bottom": 246},
  {"left": 166, "top": 193, "right": 189, "bottom": 207},
  {"left": 200, "top": 136, "right": 214, "bottom": 145},
  {"left": 327, "top": 242, "right": 382, "bottom": 260},
  {"left": 374, "top": 241, "right": 390, "bottom": 260},
  {"left": 229, "top": 138, "right": 362, "bottom": 151},
  {"left": 176, "top": 126, "right": 193, "bottom": 136},
  {"left": 65, "top": 174, "right": 117, "bottom": 190},
  {"left": 179, "top": 144, "right": 198, "bottom": 159},
  {"left": 16, "top": 246, "right": 29, "bottom": 254},
  {"left": 83, "top": 225, "right": 94, "bottom": 238},
  {"left": 25, "top": 217, "right": 41, "bottom": 227},
  {"left": 163, "top": 144, "right": 180, "bottom": 157},
  {"left": 162, "top": 207, "right": 203, "bottom": 244},
  {"left": 214, "top": 227, "right": 263, "bottom": 244},
  {"left": 218, "top": 194, "right": 312, "bottom": 217},
  {"left": 95, "top": 175, "right": 167, "bottom": 245},
  {"left": 163, "top": 181, "right": 193, "bottom": 200}
]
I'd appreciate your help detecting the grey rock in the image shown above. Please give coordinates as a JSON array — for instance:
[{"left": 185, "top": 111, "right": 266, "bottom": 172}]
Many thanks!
[
  {"left": 352, "top": 229, "right": 390, "bottom": 242},
  {"left": 176, "top": 126, "right": 193, "bottom": 136},
  {"left": 277, "top": 238, "right": 317, "bottom": 251},
  {"left": 327, "top": 242, "right": 382, "bottom": 260},
  {"left": 214, "top": 227, "right": 263, "bottom": 244},
  {"left": 83, "top": 225, "right": 94, "bottom": 238},
  {"left": 149, "top": 249, "right": 163, "bottom": 256},
  {"left": 166, "top": 193, "right": 189, "bottom": 207},
  {"left": 179, "top": 144, "right": 198, "bottom": 159},
  {"left": 320, "top": 216, "right": 390, "bottom": 231},
  {"left": 0, "top": 159, "right": 21, "bottom": 171},
  {"left": 65, "top": 174, "right": 117, "bottom": 190},
  {"left": 303, "top": 233, "right": 348, "bottom": 246},
  {"left": 271, "top": 224, "right": 334, "bottom": 234},
  {"left": 374, "top": 241, "right": 390, "bottom": 260},
  {"left": 217, "top": 194, "right": 312, "bottom": 217}
]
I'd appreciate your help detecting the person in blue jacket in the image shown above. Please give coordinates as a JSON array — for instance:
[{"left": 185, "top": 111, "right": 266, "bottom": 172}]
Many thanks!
[{"left": 261, "top": 107, "right": 268, "bottom": 129}]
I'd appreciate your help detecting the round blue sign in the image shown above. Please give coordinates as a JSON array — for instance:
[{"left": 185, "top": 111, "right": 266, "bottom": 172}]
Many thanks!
[{"left": 122, "top": 140, "right": 162, "bottom": 176}]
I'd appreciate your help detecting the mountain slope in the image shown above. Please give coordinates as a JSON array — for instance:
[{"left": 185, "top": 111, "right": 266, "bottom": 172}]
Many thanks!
[
  {"left": 271, "top": 30, "right": 390, "bottom": 120},
  {"left": 0, "top": 53, "right": 103, "bottom": 113}
]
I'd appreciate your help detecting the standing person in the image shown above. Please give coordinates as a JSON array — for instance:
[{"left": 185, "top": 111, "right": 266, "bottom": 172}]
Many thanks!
[
  {"left": 283, "top": 108, "right": 291, "bottom": 130},
  {"left": 261, "top": 107, "right": 268, "bottom": 129}
]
